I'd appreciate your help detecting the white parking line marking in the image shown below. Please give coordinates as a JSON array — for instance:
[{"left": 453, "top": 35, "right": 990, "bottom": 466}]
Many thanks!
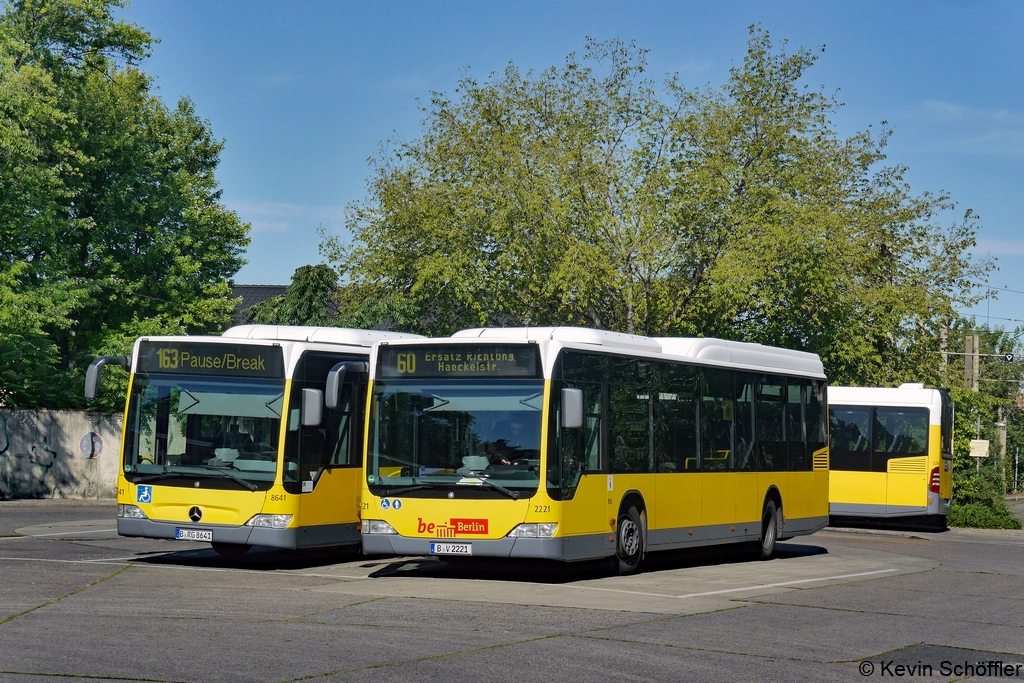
[
  {"left": 0, "top": 528, "right": 118, "bottom": 540},
  {"left": 673, "top": 569, "right": 899, "bottom": 598},
  {"left": 566, "top": 568, "right": 900, "bottom": 600}
]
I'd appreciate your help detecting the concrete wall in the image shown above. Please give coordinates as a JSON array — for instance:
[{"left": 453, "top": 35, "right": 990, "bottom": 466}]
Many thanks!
[{"left": 0, "top": 409, "right": 122, "bottom": 500}]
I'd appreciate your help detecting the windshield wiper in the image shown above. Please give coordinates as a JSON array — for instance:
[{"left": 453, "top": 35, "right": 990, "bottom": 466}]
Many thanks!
[
  {"left": 378, "top": 483, "right": 435, "bottom": 496},
  {"left": 468, "top": 476, "right": 520, "bottom": 501},
  {"left": 377, "top": 477, "right": 520, "bottom": 500},
  {"left": 129, "top": 467, "right": 259, "bottom": 492}
]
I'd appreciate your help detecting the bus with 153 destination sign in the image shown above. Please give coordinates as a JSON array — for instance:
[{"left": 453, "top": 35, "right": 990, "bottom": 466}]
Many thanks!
[{"left": 360, "top": 327, "right": 829, "bottom": 573}]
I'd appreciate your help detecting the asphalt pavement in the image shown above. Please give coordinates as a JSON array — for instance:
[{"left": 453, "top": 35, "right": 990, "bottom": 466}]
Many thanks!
[{"left": 1, "top": 500, "right": 1022, "bottom": 682}]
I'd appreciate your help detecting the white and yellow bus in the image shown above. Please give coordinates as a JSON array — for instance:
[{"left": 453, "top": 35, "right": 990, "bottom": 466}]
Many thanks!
[
  {"left": 86, "top": 325, "right": 422, "bottom": 556},
  {"left": 360, "top": 327, "right": 829, "bottom": 573},
  {"left": 829, "top": 384, "right": 953, "bottom": 523}
]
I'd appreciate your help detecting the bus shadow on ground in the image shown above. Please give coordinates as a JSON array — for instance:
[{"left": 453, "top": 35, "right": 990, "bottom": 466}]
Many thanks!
[
  {"left": 131, "top": 544, "right": 364, "bottom": 571},
  {"left": 828, "top": 515, "right": 949, "bottom": 534},
  {"left": 363, "top": 541, "right": 827, "bottom": 584}
]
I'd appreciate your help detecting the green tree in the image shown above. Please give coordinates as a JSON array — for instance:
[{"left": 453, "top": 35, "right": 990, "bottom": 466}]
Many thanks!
[
  {"left": 325, "top": 28, "right": 991, "bottom": 386},
  {"left": 247, "top": 264, "right": 340, "bottom": 327},
  {"left": 0, "top": 0, "right": 249, "bottom": 409}
]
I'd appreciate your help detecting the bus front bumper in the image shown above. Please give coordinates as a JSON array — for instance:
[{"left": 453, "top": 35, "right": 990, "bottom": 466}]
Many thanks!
[
  {"left": 362, "top": 533, "right": 607, "bottom": 561},
  {"left": 117, "top": 518, "right": 359, "bottom": 550}
]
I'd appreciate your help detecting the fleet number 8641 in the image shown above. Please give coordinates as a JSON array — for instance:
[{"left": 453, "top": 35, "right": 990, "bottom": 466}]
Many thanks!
[{"left": 396, "top": 353, "right": 417, "bottom": 374}]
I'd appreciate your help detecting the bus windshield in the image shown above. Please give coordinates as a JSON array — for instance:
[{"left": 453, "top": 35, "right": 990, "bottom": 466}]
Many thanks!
[
  {"left": 124, "top": 373, "right": 285, "bottom": 490},
  {"left": 367, "top": 379, "right": 543, "bottom": 493}
]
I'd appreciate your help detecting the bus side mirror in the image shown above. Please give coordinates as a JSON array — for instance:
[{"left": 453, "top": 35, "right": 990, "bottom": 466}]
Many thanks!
[
  {"left": 301, "top": 388, "right": 323, "bottom": 426},
  {"left": 84, "top": 355, "right": 130, "bottom": 400},
  {"left": 325, "top": 361, "right": 368, "bottom": 408},
  {"left": 562, "top": 388, "right": 584, "bottom": 429}
]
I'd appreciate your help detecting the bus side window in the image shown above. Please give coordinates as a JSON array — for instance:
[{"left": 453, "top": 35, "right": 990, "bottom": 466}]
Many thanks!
[
  {"left": 554, "top": 351, "right": 605, "bottom": 500},
  {"left": 654, "top": 362, "right": 699, "bottom": 473},
  {"left": 787, "top": 379, "right": 808, "bottom": 471},
  {"left": 701, "top": 368, "right": 734, "bottom": 472},
  {"left": 807, "top": 380, "right": 828, "bottom": 460},
  {"left": 829, "top": 406, "right": 871, "bottom": 471},
  {"left": 756, "top": 375, "right": 786, "bottom": 471},
  {"left": 735, "top": 373, "right": 756, "bottom": 472},
  {"left": 608, "top": 357, "right": 652, "bottom": 474}
]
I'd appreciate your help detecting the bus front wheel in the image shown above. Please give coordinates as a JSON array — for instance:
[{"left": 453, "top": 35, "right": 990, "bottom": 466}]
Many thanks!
[
  {"left": 615, "top": 506, "right": 644, "bottom": 575},
  {"left": 759, "top": 500, "right": 779, "bottom": 560}
]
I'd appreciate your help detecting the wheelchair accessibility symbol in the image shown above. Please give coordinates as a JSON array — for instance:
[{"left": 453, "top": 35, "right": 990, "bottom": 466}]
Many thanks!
[{"left": 136, "top": 485, "right": 153, "bottom": 504}]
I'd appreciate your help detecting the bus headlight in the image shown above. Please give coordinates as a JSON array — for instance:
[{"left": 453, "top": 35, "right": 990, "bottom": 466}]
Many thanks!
[
  {"left": 363, "top": 520, "right": 397, "bottom": 534},
  {"left": 508, "top": 523, "right": 557, "bottom": 538},
  {"left": 118, "top": 504, "right": 147, "bottom": 519},
  {"left": 245, "top": 514, "right": 293, "bottom": 529}
]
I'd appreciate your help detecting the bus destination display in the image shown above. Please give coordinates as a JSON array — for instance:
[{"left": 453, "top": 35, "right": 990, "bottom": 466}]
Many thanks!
[
  {"left": 379, "top": 345, "right": 539, "bottom": 378},
  {"left": 137, "top": 341, "right": 285, "bottom": 378}
]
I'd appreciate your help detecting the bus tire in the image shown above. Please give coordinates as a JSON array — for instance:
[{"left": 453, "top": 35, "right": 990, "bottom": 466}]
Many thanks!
[
  {"left": 615, "top": 505, "right": 644, "bottom": 575},
  {"left": 212, "top": 542, "right": 250, "bottom": 558},
  {"left": 759, "top": 500, "right": 779, "bottom": 560}
]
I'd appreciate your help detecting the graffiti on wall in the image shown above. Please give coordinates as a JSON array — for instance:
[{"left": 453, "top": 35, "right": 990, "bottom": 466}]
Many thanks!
[{"left": 0, "top": 410, "right": 121, "bottom": 500}]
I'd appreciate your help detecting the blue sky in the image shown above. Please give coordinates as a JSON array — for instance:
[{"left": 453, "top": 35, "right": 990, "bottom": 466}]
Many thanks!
[{"left": 120, "top": 0, "right": 1024, "bottom": 327}]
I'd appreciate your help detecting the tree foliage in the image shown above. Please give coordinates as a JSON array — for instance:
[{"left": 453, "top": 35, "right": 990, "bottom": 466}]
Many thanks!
[
  {"left": 0, "top": 0, "right": 249, "bottom": 410},
  {"left": 326, "top": 28, "right": 992, "bottom": 385}
]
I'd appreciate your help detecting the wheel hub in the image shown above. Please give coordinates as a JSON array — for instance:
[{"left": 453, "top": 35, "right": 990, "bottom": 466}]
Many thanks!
[{"left": 619, "top": 518, "right": 640, "bottom": 557}]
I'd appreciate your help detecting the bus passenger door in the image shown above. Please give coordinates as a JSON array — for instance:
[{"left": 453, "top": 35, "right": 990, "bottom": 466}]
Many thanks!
[{"left": 292, "top": 374, "right": 365, "bottom": 545}]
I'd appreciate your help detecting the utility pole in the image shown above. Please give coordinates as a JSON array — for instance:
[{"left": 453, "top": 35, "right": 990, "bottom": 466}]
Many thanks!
[
  {"left": 940, "top": 323, "right": 948, "bottom": 376},
  {"left": 965, "top": 334, "right": 980, "bottom": 391},
  {"left": 996, "top": 408, "right": 1007, "bottom": 493},
  {"left": 1015, "top": 446, "right": 1019, "bottom": 494}
]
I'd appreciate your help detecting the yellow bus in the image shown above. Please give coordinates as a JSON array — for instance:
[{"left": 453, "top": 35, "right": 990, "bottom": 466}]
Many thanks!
[
  {"left": 86, "top": 325, "right": 422, "bottom": 556},
  {"left": 360, "top": 327, "right": 829, "bottom": 573},
  {"left": 828, "top": 384, "right": 953, "bottom": 523}
]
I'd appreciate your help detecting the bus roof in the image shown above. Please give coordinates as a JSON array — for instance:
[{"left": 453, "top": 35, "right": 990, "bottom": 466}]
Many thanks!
[
  {"left": 223, "top": 325, "right": 424, "bottom": 346},
  {"left": 450, "top": 327, "right": 824, "bottom": 377},
  {"left": 829, "top": 384, "right": 946, "bottom": 407}
]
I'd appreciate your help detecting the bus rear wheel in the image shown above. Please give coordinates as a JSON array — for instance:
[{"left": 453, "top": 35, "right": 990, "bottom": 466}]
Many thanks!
[
  {"left": 759, "top": 500, "right": 779, "bottom": 560},
  {"left": 615, "top": 506, "right": 644, "bottom": 575},
  {"left": 212, "top": 542, "right": 250, "bottom": 558}
]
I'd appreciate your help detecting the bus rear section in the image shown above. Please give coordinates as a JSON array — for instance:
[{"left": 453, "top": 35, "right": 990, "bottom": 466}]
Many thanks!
[
  {"left": 361, "top": 327, "right": 830, "bottom": 572},
  {"left": 828, "top": 384, "right": 951, "bottom": 524},
  {"left": 87, "top": 325, "right": 422, "bottom": 555}
]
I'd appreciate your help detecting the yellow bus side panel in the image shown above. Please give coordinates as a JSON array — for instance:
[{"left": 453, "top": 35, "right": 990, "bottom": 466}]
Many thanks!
[
  {"left": 813, "top": 468, "right": 829, "bottom": 517},
  {"left": 611, "top": 473, "right": 656, "bottom": 532},
  {"left": 653, "top": 474, "right": 701, "bottom": 532},
  {"left": 299, "top": 467, "right": 361, "bottom": 527},
  {"left": 830, "top": 471, "right": 886, "bottom": 506},
  {"left": 701, "top": 473, "right": 735, "bottom": 526},
  {"left": 734, "top": 472, "right": 759, "bottom": 524},
  {"left": 887, "top": 456, "right": 928, "bottom": 508},
  {"left": 758, "top": 472, "right": 788, "bottom": 516},
  {"left": 786, "top": 471, "right": 814, "bottom": 521},
  {"left": 563, "top": 474, "right": 611, "bottom": 537}
]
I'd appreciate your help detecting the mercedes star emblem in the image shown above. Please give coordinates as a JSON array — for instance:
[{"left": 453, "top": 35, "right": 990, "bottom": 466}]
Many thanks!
[{"left": 188, "top": 506, "right": 202, "bottom": 523}]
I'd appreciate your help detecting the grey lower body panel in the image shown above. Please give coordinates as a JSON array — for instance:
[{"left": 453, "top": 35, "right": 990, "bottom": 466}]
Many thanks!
[
  {"left": 362, "top": 532, "right": 608, "bottom": 561},
  {"left": 648, "top": 521, "right": 760, "bottom": 550},
  {"left": 829, "top": 502, "right": 947, "bottom": 518},
  {"left": 781, "top": 515, "right": 827, "bottom": 538},
  {"left": 117, "top": 518, "right": 359, "bottom": 550}
]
